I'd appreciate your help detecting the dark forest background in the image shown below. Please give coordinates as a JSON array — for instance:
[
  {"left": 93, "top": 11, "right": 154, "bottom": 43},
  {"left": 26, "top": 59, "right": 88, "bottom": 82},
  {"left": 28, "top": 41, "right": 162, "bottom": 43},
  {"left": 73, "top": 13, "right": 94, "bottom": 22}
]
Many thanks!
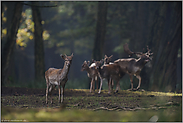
[{"left": 1, "top": 1, "right": 182, "bottom": 92}]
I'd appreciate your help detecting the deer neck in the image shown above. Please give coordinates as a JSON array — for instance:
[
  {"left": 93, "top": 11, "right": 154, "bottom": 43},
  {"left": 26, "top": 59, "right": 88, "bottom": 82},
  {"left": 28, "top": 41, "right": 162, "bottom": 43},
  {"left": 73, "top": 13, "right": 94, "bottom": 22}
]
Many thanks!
[
  {"left": 85, "top": 66, "right": 95, "bottom": 78},
  {"left": 59, "top": 62, "right": 70, "bottom": 80},
  {"left": 136, "top": 58, "right": 146, "bottom": 68},
  {"left": 86, "top": 66, "right": 91, "bottom": 72}
]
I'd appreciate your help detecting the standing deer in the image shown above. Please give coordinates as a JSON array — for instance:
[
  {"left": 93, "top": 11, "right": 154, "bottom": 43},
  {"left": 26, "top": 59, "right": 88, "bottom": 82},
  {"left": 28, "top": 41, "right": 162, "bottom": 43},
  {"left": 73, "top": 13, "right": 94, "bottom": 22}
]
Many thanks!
[
  {"left": 45, "top": 53, "right": 73, "bottom": 104},
  {"left": 114, "top": 43, "right": 153, "bottom": 91},
  {"left": 81, "top": 61, "right": 99, "bottom": 93},
  {"left": 94, "top": 59, "right": 125, "bottom": 94},
  {"left": 103, "top": 55, "right": 115, "bottom": 89}
]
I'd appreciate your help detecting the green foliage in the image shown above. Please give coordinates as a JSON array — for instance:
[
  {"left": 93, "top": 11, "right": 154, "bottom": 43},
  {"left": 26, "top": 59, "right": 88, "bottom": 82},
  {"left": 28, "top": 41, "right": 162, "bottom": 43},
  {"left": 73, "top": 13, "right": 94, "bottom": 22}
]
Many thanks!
[
  {"left": 66, "top": 77, "right": 89, "bottom": 89},
  {"left": 4, "top": 78, "right": 46, "bottom": 89},
  {"left": 113, "top": 39, "right": 130, "bottom": 54},
  {"left": 16, "top": 8, "right": 50, "bottom": 49},
  {"left": 43, "top": 1, "right": 97, "bottom": 55}
]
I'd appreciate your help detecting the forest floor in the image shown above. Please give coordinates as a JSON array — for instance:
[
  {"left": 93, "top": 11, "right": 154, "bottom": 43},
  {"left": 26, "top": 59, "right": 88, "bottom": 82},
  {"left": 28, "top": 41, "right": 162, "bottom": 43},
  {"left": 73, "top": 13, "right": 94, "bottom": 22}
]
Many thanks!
[{"left": 1, "top": 87, "right": 182, "bottom": 122}]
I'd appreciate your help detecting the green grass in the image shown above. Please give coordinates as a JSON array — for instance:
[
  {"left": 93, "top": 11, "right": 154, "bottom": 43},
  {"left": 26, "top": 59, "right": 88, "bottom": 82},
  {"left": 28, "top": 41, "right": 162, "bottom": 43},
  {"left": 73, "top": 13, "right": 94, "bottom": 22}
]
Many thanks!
[
  {"left": 1, "top": 88, "right": 182, "bottom": 122},
  {"left": 1, "top": 107, "right": 182, "bottom": 122}
]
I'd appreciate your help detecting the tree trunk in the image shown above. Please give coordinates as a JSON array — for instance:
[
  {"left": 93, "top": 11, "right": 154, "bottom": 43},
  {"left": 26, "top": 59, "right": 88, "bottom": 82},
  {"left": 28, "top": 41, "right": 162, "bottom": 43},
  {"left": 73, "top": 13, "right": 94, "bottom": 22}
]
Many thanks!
[
  {"left": 92, "top": 1, "right": 108, "bottom": 61},
  {"left": 129, "top": 2, "right": 151, "bottom": 89},
  {"left": 1, "top": 2, "right": 23, "bottom": 86},
  {"left": 91, "top": 1, "right": 108, "bottom": 90},
  {"left": 32, "top": 2, "right": 45, "bottom": 82},
  {"left": 149, "top": 2, "right": 181, "bottom": 92}
]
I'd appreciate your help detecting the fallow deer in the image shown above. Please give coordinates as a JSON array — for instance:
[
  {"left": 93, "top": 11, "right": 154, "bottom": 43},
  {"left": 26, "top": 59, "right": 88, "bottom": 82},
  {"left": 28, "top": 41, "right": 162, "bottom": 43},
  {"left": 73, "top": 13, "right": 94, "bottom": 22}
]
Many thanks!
[
  {"left": 114, "top": 43, "right": 153, "bottom": 91},
  {"left": 81, "top": 61, "right": 99, "bottom": 93},
  {"left": 45, "top": 53, "right": 73, "bottom": 104},
  {"left": 103, "top": 55, "right": 115, "bottom": 89},
  {"left": 94, "top": 59, "right": 125, "bottom": 94}
]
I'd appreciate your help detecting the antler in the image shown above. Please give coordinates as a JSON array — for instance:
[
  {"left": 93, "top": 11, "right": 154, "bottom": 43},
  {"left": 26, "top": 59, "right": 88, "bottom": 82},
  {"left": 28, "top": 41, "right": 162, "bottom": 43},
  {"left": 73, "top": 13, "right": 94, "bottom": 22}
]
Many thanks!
[
  {"left": 123, "top": 43, "right": 135, "bottom": 57},
  {"left": 146, "top": 46, "right": 153, "bottom": 56}
]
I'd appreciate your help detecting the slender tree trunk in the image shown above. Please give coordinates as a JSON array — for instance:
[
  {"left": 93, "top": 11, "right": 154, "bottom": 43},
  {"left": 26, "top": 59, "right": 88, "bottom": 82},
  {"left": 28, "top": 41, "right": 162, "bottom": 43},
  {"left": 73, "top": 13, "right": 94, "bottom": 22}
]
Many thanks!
[
  {"left": 92, "top": 1, "right": 108, "bottom": 90},
  {"left": 32, "top": 2, "right": 45, "bottom": 82},
  {"left": 92, "top": 1, "right": 108, "bottom": 61},
  {"left": 129, "top": 2, "right": 151, "bottom": 89},
  {"left": 2, "top": 2, "right": 23, "bottom": 86}
]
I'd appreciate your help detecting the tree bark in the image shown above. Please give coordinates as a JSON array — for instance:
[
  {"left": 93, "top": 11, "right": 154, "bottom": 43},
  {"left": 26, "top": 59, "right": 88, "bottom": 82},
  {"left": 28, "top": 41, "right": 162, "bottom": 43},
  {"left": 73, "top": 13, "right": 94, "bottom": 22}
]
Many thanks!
[
  {"left": 32, "top": 2, "right": 45, "bottom": 82},
  {"left": 91, "top": 1, "right": 108, "bottom": 90},
  {"left": 2, "top": 2, "right": 23, "bottom": 86},
  {"left": 92, "top": 1, "right": 108, "bottom": 60},
  {"left": 128, "top": 2, "right": 181, "bottom": 92},
  {"left": 149, "top": 2, "right": 181, "bottom": 92},
  {"left": 129, "top": 2, "right": 151, "bottom": 89}
]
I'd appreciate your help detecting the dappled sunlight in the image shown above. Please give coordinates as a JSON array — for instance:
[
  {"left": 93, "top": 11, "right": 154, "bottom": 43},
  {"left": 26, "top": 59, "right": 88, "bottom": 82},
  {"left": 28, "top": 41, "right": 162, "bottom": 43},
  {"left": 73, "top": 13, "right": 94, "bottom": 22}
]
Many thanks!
[
  {"left": 1, "top": 106, "right": 181, "bottom": 122},
  {"left": 1, "top": 88, "right": 182, "bottom": 122}
]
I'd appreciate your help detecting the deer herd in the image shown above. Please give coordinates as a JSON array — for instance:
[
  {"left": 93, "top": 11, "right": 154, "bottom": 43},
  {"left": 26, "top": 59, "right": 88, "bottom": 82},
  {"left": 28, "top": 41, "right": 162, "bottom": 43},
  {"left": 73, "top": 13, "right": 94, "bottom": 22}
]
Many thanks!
[{"left": 45, "top": 43, "right": 153, "bottom": 103}]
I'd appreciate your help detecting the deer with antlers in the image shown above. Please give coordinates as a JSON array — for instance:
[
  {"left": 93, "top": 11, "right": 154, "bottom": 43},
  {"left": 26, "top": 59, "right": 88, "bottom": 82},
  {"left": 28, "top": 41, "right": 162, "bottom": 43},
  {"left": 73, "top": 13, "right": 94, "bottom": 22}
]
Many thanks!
[
  {"left": 114, "top": 43, "right": 153, "bottom": 91},
  {"left": 45, "top": 53, "right": 73, "bottom": 104}
]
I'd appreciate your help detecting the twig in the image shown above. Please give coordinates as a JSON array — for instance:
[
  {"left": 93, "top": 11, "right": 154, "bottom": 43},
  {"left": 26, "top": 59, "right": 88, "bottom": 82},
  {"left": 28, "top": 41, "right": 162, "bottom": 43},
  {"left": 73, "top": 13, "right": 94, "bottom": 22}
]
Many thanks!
[{"left": 20, "top": 2, "right": 58, "bottom": 8}]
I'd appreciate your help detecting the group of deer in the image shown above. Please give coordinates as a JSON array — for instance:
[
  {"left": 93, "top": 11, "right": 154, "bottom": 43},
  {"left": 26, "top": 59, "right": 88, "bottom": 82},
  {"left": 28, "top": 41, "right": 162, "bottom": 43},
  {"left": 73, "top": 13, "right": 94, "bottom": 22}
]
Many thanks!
[
  {"left": 81, "top": 43, "right": 153, "bottom": 94},
  {"left": 44, "top": 43, "right": 153, "bottom": 104}
]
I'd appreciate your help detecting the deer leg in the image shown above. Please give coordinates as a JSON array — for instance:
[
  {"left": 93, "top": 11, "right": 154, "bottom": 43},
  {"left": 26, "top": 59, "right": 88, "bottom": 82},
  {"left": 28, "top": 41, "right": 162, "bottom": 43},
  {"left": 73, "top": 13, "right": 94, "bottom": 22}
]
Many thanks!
[
  {"left": 108, "top": 78, "right": 111, "bottom": 94},
  {"left": 90, "top": 79, "right": 94, "bottom": 93},
  {"left": 111, "top": 80, "right": 114, "bottom": 90},
  {"left": 98, "top": 78, "right": 103, "bottom": 94},
  {"left": 136, "top": 75, "right": 141, "bottom": 90},
  {"left": 128, "top": 75, "right": 134, "bottom": 90},
  {"left": 48, "top": 85, "right": 53, "bottom": 104},
  {"left": 93, "top": 78, "right": 95, "bottom": 92},
  {"left": 58, "top": 85, "right": 61, "bottom": 103},
  {"left": 46, "top": 83, "right": 49, "bottom": 104},
  {"left": 96, "top": 77, "right": 99, "bottom": 92},
  {"left": 115, "top": 79, "right": 120, "bottom": 93},
  {"left": 61, "top": 84, "right": 65, "bottom": 103}
]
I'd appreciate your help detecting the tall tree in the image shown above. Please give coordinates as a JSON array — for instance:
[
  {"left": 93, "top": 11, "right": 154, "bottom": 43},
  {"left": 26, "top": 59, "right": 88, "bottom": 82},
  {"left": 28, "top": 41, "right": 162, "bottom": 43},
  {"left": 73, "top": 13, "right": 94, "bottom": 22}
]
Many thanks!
[
  {"left": 92, "top": 1, "right": 108, "bottom": 60},
  {"left": 149, "top": 2, "right": 181, "bottom": 92},
  {"left": 129, "top": 2, "right": 151, "bottom": 89},
  {"left": 32, "top": 2, "right": 45, "bottom": 82},
  {"left": 2, "top": 2, "right": 23, "bottom": 86}
]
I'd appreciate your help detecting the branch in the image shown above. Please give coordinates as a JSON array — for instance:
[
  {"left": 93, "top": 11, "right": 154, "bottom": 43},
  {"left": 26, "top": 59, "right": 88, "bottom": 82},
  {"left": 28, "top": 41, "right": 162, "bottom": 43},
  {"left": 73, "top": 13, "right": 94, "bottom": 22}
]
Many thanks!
[{"left": 20, "top": 2, "right": 58, "bottom": 8}]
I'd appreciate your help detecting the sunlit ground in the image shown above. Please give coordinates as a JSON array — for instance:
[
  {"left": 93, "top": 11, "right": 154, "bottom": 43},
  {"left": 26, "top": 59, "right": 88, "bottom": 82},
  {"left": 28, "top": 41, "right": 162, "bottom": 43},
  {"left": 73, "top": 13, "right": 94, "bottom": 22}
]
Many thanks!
[{"left": 1, "top": 89, "right": 182, "bottom": 122}]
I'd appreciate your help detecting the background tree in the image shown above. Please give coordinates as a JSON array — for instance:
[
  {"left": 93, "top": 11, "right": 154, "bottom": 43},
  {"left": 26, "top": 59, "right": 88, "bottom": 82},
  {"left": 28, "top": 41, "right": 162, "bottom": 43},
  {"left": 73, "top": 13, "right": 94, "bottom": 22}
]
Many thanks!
[
  {"left": 2, "top": 2, "right": 23, "bottom": 86},
  {"left": 2, "top": 1, "right": 181, "bottom": 92},
  {"left": 149, "top": 2, "right": 182, "bottom": 92},
  {"left": 92, "top": 1, "right": 108, "bottom": 60},
  {"left": 31, "top": 2, "right": 45, "bottom": 82}
]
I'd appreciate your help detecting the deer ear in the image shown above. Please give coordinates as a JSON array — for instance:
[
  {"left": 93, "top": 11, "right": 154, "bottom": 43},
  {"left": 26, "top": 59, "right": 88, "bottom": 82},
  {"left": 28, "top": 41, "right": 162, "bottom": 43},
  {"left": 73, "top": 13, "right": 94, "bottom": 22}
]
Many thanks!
[
  {"left": 110, "top": 55, "right": 113, "bottom": 58},
  {"left": 60, "top": 54, "right": 66, "bottom": 60},
  {"left": 64, "top": 54, "right": 68, "bottom": 57},
  {"left": 71, "top": 53, "right": 74, "bottom": 58},
  {"left": 104, "top": 55, "right": 107, "bottom": 58},
  {"left": 87, "top": 61, "right": 90, "bottom": 65},
  {"left": 100, "top": 59, "right": 104, "bottom": 64}
]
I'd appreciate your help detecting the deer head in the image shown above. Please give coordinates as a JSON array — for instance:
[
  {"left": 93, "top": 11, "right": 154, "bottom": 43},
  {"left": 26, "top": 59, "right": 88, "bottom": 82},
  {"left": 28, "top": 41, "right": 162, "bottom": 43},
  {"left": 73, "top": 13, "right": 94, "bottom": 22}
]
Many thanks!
[
  {"left": 123, "top": 43, "right": 153, "bottom": 62},
  {"left": 104, "top": 55, "right": 113, "bottom": 64},
  {"left": 94, "top": 59, "right": 104, "bottom": 70},
  {"left": 81, "top": 61, "right": 90, "bottom": 71},
  {"left": 60, "top": 53, "right": 74, "bottom": 66}
]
